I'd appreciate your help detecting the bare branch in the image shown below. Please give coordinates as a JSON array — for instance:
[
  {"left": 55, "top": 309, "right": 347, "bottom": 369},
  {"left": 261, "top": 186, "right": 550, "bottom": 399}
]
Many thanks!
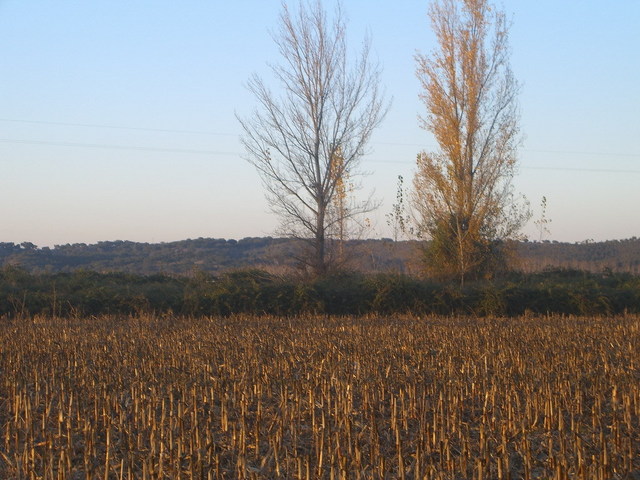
[{"left": 238, "top": 0, "right": 388, "bottom": 276}]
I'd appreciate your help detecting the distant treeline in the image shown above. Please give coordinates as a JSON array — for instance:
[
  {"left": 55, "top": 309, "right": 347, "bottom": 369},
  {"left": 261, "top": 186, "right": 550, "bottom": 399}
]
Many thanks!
[
  {"left": 2, "top": 266, "right": 639, "bottom": 318},
  {"left": 2, "top": 237, "right": 640, "bottom": 276}
]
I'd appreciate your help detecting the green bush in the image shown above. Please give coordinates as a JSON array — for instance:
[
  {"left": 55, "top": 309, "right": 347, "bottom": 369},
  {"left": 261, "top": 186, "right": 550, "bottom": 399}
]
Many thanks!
[{"left": 1, "top": 266, "right": 639, "bottom": 318}]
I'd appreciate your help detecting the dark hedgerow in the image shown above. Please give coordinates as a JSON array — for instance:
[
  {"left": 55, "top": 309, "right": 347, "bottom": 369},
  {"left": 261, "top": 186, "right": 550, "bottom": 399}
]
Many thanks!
[{"left": 0, "top": 266, "right": 639, "bottom": 318}]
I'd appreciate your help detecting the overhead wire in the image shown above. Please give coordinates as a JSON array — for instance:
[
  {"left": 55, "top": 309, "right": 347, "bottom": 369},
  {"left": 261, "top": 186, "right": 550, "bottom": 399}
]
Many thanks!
[
  {"left": 0, "top": 117, "right": 236, "bottom": 137},
  {"left": 1, "top": 117, "right": 638, "bottom": 172},
  {"left": 0, "top": 138, "right": 237, "bottom": 156}
]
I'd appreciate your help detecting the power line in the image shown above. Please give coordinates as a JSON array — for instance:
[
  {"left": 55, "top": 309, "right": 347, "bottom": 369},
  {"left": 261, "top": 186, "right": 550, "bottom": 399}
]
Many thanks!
[
  {"left": 1, "top": 117, "right": 638, "bottom": 158},
  {"left": 522, "top": 166, "right": 640, "bottom": 174},
  {"left": 367, "top": 158, "right": 640, "bottom": 173},
  {"left": 2, "top": 135, "right": 639, "bottom": 174},
  {"left": 0, "top": 118, "right": 237, "bottom": 137},
  {"left": 0, "top": 138, "right": 238, "bottom": 156},
  {"left": 375, "top": 142, "right": 640, "bottom": 158},
  {"left": 524, "top": 148, "right": 640, "bottom": 158}
]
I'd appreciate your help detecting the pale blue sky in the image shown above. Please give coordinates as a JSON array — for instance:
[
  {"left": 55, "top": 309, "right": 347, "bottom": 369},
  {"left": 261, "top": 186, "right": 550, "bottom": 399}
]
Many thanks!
[{"left": 1, "top": 1, "right": 639, "bottom": 247}]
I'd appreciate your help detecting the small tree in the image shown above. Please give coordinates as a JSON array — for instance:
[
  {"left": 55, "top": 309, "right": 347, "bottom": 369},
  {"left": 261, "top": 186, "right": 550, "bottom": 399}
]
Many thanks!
[
  {"left": 534, "top": 196, "right": 552, "bottom": 242},
  {"left": 327, "top": 147, "right": 351, "bottom": 264},
  {"left": 238, "top": 1, "right": 387, "bottom": 276},
  {"left": 413, "top": 0, "right": 529, "bottom": 285},
  {"left": 386, "top": 175, "right": 412, "bottom": 242}
]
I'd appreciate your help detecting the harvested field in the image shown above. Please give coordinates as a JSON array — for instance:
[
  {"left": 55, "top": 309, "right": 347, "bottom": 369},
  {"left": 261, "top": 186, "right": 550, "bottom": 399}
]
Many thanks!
[{"left": 0, "top": 314, "right": 638, "bottom": 479}]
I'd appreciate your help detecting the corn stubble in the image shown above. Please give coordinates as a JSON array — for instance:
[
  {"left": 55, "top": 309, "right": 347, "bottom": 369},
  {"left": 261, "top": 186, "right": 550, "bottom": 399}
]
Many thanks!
[{"left": 0, "top": 315, "right": 638, "bottom": 479}]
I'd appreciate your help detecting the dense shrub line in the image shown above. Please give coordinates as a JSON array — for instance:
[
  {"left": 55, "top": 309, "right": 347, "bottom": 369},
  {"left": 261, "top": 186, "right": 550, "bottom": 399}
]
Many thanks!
[{"left": 1, "top": 266, "right": 639, "bottom": 318}]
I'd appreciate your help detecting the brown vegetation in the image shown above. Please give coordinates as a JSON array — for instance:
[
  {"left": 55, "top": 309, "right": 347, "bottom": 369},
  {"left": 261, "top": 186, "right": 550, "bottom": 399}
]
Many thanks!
[
  {"left": 1, "top": 314, "right": 638, "bottom": 478},
  {"left": 413, "top": 0, "right": 529, "bottom": 284}
]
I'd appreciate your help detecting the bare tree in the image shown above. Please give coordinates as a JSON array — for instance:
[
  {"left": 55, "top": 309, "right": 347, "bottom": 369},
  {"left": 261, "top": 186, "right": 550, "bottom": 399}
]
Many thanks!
[
  {"left": 238, "top": 1, "right": 387, "bottom": 276},
  {"left": 534, "top": 196, "right": 552, "bottom": 242},
  {"left": 412, "top": 0, "right": 529, "bottom": 285},
  {"left": 385, "top": 175, "right": 412, "bottom": 242}
]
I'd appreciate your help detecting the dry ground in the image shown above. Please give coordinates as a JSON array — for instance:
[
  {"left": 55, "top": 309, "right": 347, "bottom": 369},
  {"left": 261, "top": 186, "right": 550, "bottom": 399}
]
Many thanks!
[{"left": 0, "top": 314, "right": 638, "bottom": 479}]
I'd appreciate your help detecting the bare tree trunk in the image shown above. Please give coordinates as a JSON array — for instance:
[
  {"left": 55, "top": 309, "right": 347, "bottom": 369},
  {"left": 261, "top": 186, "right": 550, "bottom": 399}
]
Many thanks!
[
  {"left": 315, "top": 203, "right": 326, "bottom": 276},
  {"left": 456, "top": 220, "right": 466, "bottom": 288}
]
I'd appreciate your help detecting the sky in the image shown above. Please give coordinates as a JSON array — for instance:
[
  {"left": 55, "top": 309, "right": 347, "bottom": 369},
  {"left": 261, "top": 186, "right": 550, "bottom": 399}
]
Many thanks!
[{"left": 1, "top": 1, "right": 639, "bottom": 247}]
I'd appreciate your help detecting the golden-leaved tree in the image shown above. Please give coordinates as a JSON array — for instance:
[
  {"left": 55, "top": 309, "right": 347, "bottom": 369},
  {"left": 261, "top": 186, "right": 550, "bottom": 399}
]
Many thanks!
[{"left": 413, "top": 0, "right": 529, "bottom": 285}]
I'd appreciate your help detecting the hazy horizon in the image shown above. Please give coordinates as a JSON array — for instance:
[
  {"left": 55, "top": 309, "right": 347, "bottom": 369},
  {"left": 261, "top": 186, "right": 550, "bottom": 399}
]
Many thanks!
[{"left": 7, "top": 234, "right": 640, "bottom": 251}]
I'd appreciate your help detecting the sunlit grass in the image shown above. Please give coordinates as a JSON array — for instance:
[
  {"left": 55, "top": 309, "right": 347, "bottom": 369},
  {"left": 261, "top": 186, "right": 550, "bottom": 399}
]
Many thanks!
[{"left": 0, "top": 314, "right": 638, "bottom": 478}]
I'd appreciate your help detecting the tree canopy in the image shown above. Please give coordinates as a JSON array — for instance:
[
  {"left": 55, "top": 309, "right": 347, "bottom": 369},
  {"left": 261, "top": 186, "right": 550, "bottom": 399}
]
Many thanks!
[
  {"left": 413, "top": 0, "right": 529, "bottom": 285},
  {"left": 238, "top": 0, "right": 387, "bottom": 276}
]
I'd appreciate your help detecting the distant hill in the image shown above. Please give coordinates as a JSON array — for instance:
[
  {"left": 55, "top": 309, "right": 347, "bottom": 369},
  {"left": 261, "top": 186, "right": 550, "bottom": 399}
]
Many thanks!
[
  {"left": 1, "top": 237, "right": 639, "bottom": 276},
  {"left": 516, "top": 238, "right": 640, "bottom": 274}
]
